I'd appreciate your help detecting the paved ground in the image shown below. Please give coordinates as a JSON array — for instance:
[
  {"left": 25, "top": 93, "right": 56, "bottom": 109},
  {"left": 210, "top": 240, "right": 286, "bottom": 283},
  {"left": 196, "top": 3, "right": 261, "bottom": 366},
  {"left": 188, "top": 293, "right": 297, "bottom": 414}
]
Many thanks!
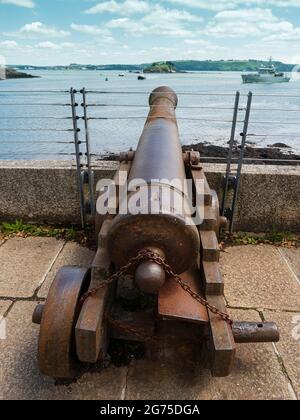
[{"left": 0, "top": 237, "right": 299, "bottom": 400}]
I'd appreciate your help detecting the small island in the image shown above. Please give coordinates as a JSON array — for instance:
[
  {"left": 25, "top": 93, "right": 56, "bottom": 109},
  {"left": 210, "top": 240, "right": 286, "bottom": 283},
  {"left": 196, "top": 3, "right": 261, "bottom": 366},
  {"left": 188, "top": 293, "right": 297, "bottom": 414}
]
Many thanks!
[
  {"left": 0, "top": 67, "right": 38, "bottom": 80},
  {"left": 144, "top": 61, "right": 178, "bottom": 73}
]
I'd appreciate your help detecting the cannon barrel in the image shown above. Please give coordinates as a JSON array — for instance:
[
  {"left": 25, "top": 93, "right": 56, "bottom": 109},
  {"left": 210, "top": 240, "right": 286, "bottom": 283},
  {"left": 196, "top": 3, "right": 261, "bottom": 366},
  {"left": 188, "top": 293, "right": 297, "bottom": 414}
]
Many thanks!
[{"left": 107, "top": 86, "right": 200, "bottom": 293}]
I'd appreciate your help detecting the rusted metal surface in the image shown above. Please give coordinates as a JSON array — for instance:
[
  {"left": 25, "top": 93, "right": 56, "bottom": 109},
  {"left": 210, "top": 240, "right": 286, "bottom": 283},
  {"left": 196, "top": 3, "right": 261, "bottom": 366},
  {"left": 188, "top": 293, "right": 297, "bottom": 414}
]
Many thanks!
[
  {"left": 135, "top": 259, "right": 166, "bottom": 294},
  {"left": 75, "top": 246, "right": 112, "bottom": 363},
  {"left": 190, "top": 166, "right": 212, "bottom": 206},
  {"left": 119, "top": 149, "right": 135, "bottom": 162},
  {"left": 37, "top": 266, "right": 91, "bottom": 379},
  {"left": 206, "top": 295, "right": 236, "bottom": 377},
  {"left": 200, "top": 230, "right": 220, "bottom": 262},
  {"left": 201, "top": 261, "right": 224, "bottom": 296},
  {"left": 134, "top": 246, "right": 165, "bottom": 294},
  {"left": 32, "top": 303, "right": 44, "bottom": 325},
  {"left": 201, "top": 205, "right": 217, "bottom": 231},
  {"left": 34, "top": 86, "right": 280, "bottom": 380},
  {"left": 232, "top": 322, "right": 280, "bottom": 343},
  {"left": 183, "top": 150, "right": 201, "bottom": 166},
  {"left": 158, "top": 266, "right": 209, "bottom": 324},
  {"left": 211, "top": 190, "right": 227, "bottom": 237},
  {"left": 94, "top": 161, "right": 132, "bottom": 239},
  {"left": 107, "top": 86, "right": 200, "bottom": 292},
  {"left": 108, "top": 306, "right": 155, "bottom": 342}
]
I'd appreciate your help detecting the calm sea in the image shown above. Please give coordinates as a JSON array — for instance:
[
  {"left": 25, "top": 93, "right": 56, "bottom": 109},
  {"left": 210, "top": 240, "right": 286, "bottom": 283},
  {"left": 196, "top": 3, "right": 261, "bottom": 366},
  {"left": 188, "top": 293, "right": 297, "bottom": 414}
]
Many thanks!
[{"left": 0, "top": 70, "right": 299, "bottom": 160}]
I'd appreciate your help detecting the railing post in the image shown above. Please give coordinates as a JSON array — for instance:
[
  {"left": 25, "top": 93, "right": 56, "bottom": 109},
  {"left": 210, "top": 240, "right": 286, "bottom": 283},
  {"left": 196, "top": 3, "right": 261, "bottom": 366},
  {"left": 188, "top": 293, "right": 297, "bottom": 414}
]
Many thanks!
[
  {"left": 229, "top": 91, "right": 253, "bottom": 233},
  {"left": 70, "top": 87, "right": 85, "bottom": 228},
  {"left": 221, "top": 91, "right": 240, "bottom": 216},
  {"left": 81, "top": 87, "right": 95, "bottom": 216}
]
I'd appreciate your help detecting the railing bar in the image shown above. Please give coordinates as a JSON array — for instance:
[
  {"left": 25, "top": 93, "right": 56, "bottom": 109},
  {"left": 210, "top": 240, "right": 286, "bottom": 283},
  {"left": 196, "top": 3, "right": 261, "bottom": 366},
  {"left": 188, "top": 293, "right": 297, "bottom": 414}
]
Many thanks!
[
  {"left": 246, "top": 121, "right": 300, "bottom": 125},
  {"left": 253, "top": 94, "right": 300, "bottom": 98},
  {"left": 200, "top": 157, "right": 300, "bottom": 163},
  {"left": 0, "top": 141, "right": 74, "bottom": 144},
  {"left": 0, "top": 90, "right": 69, "bottom": 93},
  {"left": 0, "top": 152, "right": 76, "bottom": 156},
  {"left": 0, "top": 128, "right": 73, "bottom": 132},
  {"left": 248, "top": 134, "right": 300, "bottom": 138},
  {"left": 0, "top": 103, "right": 71, "bottom": 106},
  {"left": 0, "top": 117, "right": 72, "bottom": 120},
  {"left": 85, "top": 90, "right": 240, "bottom": 96},
  {"left": 86, "top": 104, "right": 236, "bottom": 110},
  {"left": 252, "top": 108, "right": 300, "bottom": 112},
  {"left": 85, "top": 91, "right": 300, "bottom": 98},
  {"left": 87, "top": 116, "right": 242, "bottom": 122}
]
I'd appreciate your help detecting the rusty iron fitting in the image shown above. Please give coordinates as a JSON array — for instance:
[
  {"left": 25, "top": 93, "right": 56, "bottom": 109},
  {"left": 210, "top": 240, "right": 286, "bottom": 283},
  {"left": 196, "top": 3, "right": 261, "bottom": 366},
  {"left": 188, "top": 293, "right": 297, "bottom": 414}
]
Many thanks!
[{"left": 232, "top": 322, "right": 279, "bottom": 343}]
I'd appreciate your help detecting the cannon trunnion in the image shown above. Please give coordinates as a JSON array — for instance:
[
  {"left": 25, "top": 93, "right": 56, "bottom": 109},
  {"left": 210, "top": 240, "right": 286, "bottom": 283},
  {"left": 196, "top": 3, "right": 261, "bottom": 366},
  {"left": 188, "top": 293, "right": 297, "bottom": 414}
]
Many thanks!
[{"left": 33, "top": 87, "right": 279, "bottom": 380}]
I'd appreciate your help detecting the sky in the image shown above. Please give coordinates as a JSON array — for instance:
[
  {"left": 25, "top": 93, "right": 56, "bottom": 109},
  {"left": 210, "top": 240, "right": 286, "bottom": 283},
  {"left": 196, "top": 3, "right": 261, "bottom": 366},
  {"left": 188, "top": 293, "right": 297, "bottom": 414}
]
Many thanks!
[{"left": 0, "top": 0, "right": 300, "bottom": 65}]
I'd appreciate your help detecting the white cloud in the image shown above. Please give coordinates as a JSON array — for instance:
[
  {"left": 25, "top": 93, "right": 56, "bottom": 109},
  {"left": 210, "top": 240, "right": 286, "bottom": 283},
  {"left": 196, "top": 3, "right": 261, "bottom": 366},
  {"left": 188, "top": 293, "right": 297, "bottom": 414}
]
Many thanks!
[
  {"left": 35, "top": 41, "right": 61, "bottom": 50},
  {"left": 7, "top": 22, "right": 71, "bottom": 38},
  {"left": 202, "top": 8, "right": 300, "bottom": 41},
  {"left": 0, "top": 0, "right": 35, "bottom": 8},
  {"left": 163, "top": 0, "right": 300, "bottom": 11},
  {"left": 0, "top": 40, "right": 18, "bottom": 48},
  {"left": 70, "top": 24, "right": 111, "bottom": 36},
  {"left": 85, "top": 0, "right": 150, "bottom": 15},
  {"left": 35, "top": 41, "right": 75, "bottom": 50},
  {"left": 70, "top": 24, "right": 116, "bottom": 44},
  {"left": 105, "top": 5, "right": 201, "bottom": 37}
]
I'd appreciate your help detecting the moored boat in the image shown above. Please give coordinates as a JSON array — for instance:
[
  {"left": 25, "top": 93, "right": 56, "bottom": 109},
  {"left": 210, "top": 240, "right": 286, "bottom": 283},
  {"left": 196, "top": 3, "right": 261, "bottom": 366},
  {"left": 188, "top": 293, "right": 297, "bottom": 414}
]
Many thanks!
[{"left": 242, "top": 58, "right": 290, "bottom": 84}]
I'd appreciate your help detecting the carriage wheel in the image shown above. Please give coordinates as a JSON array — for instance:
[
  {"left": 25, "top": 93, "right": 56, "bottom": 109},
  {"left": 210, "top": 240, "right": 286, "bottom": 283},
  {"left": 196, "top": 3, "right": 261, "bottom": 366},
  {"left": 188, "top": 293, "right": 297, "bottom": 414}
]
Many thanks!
[{"left": 37, "top": 266, "right": 91, "bottom": 379}]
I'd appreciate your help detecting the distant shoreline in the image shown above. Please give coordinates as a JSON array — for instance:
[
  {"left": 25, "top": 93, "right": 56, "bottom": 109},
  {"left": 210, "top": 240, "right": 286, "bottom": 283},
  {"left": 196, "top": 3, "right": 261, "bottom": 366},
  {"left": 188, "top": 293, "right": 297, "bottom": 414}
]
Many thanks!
[{"left": 8, "top": 59, "right": 295, "bottom": 73}]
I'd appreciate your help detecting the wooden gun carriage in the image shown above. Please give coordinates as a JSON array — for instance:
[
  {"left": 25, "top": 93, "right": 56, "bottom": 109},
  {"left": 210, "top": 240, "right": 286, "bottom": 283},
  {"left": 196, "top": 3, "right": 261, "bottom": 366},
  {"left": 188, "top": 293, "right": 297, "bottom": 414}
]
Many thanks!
[{"left": 33, "top": 87, "right": 279, "bottom": 379}]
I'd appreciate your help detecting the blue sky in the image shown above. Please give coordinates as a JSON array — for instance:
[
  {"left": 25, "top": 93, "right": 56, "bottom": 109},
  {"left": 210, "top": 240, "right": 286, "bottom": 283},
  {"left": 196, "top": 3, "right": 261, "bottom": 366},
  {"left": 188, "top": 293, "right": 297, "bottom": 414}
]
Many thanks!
[{"left": 0, "top": 0, "right": 300, "bottom": 65}]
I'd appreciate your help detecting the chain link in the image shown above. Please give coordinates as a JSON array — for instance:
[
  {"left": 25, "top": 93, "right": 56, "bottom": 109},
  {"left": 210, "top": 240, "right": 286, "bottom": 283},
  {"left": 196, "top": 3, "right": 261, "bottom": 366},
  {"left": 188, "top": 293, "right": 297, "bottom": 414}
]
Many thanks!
[
  {"left": 81, "top": 249, "right": 233, "bottom": 341},
  {"left": 104, "top": 313, "right": 159, "bottom": 344}
]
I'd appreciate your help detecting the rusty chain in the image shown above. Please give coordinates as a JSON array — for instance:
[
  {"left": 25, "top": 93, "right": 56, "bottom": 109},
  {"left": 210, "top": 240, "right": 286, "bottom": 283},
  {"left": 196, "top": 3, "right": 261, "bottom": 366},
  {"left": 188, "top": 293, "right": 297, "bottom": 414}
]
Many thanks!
[
  {"left": 104, "top": 313, "right": 159, "bottom": 344},
  {"left": 80, "top": 249, "right": 233, "bottom": 341}
]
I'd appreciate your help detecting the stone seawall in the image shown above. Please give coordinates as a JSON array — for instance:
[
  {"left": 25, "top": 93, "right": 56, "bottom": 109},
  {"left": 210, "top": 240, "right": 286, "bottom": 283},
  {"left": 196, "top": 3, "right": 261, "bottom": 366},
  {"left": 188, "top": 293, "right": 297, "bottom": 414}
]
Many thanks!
[{"left": 0, "top": 160, "right": 299, "bottom": 232}]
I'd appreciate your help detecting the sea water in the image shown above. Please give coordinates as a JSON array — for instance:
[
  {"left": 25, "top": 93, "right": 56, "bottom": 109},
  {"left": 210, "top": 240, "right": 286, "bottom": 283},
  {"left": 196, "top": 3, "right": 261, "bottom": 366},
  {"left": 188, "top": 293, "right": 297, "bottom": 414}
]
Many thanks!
[{"left": 0, "top": 70, "right": 299, "bottom": 160}]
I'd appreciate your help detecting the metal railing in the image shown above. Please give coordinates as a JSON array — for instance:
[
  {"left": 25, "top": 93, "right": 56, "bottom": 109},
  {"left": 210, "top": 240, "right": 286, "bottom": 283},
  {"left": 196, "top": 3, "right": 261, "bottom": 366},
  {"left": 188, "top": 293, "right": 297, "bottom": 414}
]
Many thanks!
[{"left": 0, "top": 87, "right": 299, "bottom": 229}]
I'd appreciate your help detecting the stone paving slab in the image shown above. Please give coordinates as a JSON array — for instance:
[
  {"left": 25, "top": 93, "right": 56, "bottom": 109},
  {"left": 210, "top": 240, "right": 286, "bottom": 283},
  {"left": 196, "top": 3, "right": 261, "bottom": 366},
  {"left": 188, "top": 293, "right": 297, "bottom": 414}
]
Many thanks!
[
  {"left": 220, "top": 245, "right": 300, "bottom": 311},
  {"left": 279, "top": 248, "right": 300, "bottom": 284},
  {"left": 0, "top": 237, "right": 64, "bottom": 298},
  {"left": 0, "top": 239, "right": 299, "bottom": 400},
  {"left": 0, "top": 301, "right": 127, "bottom": 400},
  {"left": 264, "top": 310, "right": 300, "bottom": 399},
  {"left": 38, "top": 242, "right": 95, "bottom": 298},
  {"left": 126, "top": 309, "right": 293, "bottom": 400}
]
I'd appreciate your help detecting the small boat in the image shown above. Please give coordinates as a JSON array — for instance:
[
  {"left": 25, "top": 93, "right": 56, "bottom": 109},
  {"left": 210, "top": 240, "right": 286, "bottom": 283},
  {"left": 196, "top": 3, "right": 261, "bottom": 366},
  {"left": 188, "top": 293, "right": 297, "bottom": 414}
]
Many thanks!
[
  {"left": 242, "top": 57, "right": 290, "bottom": 84},
  {"left": 138, "top": 75, "right": 146, "bottom": 80}
]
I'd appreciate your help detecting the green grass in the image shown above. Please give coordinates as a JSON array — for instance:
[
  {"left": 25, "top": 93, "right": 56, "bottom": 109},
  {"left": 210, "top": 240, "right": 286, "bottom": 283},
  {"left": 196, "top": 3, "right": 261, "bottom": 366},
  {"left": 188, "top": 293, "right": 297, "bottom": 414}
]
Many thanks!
[
  {"left": 222, "top": 231, "right": 299, "bottom": 247},
  {"left": 1, "top": 220, "right": 77, "bottom": 240}
]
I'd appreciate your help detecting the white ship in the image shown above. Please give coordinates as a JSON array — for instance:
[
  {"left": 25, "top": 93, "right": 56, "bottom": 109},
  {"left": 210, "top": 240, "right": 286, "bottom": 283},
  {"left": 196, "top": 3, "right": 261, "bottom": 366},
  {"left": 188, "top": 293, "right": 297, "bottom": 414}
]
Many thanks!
[{"left": 242, "top": 58, "right": 290, "bottom": 84}]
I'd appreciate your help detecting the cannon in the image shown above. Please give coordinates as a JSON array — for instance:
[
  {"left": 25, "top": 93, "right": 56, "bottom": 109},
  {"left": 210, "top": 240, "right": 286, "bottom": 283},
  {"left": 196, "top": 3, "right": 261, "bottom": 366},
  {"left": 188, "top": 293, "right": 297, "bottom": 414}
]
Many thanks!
[{"left": 33, "top": 86, "right": 279, "bottom": 379}]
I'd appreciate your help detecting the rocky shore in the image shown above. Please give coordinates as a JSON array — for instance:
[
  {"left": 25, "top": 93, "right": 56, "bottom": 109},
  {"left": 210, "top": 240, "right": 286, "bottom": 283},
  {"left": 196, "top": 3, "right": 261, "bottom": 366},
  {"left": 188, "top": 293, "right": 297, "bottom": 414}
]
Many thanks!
[
  {"left": 102, "top": 142, "right": 299, "bottom": 165},
  {"left": 1, "top": 68, "right": 38, "bottom": 80},
  {"left": 183, "top": 142, "right": 300, "bottom": 165}
]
